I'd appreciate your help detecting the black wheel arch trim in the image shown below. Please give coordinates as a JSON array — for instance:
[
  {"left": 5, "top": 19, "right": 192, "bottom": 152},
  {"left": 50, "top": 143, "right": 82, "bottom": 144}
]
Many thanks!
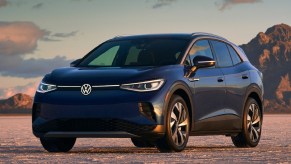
[
  {"left": 163, "top": 81, "right": 194, "bottom": 128},
  {"left": 243, "top": 83, "right": 264, "bottom": 120}
]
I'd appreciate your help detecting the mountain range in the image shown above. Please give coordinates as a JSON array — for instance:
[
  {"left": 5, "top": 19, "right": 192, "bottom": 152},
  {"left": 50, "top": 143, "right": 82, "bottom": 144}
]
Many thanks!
[
  {"left": 0, "top": 23, "right": 290, "bottom": 113},
  {"left": 0, "top": 93, "right": 33, "bottom": 114},
  {"left": 240, "top": 23, "right": 291, "bottom": 113}
]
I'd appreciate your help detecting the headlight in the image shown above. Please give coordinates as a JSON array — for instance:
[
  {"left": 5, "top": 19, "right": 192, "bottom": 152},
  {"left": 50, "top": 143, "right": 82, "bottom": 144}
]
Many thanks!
[
  {"left": 37, "top": 82, "right": 57, "bottom": 93},
  {"left": 120, "top": 79, "right": 165, "bottom": 92}
]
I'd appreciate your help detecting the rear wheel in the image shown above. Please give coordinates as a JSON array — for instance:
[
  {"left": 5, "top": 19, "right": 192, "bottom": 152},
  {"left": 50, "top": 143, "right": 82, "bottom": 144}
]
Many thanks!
[
  {"left": 231, "top": 98, "right": 262, "bottom": 147},
  {"left": 40, "top": 137, "right": 76, "bottom": 152},
  {"left": 131, "top": 138, "right": 155, "bottom": 148},
  {"left": 156, "top": 95, "right": 190, "bottom": 152}
]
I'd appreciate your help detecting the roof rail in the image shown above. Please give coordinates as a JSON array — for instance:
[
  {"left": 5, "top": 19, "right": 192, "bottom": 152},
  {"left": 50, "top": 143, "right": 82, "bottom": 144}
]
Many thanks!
[
  {"left": 112, "top": 34, "right": 134, "bottom": 39},
  {"left": 192, "top": 32, "right": 228, "bottom": 41},
  {"left": 112, "top": 35, "right": 123, "bottom": 39}
]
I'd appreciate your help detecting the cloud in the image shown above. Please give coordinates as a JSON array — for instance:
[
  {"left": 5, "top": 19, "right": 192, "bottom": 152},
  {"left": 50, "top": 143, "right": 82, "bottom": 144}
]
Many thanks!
[
  {"left": 152, "top": 0, "right": 177, "bottom": 9},
  {"left": 0, "top": 21, "right": 45, "bottom": 56},
  {"left": 0, "top": 82, "right": 38, "bottom": 99},
  {"left": 0, "top": 22, "right": 78, "bottom": 56},
  {"left": 0, "top": 55, "right": 72, "bottom": 78},
  {"left": 0, "top": 21, "right": 74, "bottom": 78},
  {"left": 0, "top": 0, "right": 7, "bottom": 8},
  {"left": 32, "top": 3, "right": 43, "bottom": 9},
  {"left": 52, "top": 31, "right": 78, "bottom": 38},
  {"left": 42, "top": 30, "right": 78, "bottom": 41},
  {"left": 41, "top": 37, "right": 61, "bottom": 42},
  {"left": 0, "top": 21, "right": 76, "bottom": 99},
  {"left": 71, "top": 0, "right": 93, "bottom": 2},
  {"left": 216, "top": 0, "right": 262, "bottom": 11}
]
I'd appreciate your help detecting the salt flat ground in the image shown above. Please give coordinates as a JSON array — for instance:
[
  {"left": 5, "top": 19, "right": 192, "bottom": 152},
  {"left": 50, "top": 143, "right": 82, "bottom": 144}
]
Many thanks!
[{"left": 0, "top": 115, "right": 290, "bottom": 163}]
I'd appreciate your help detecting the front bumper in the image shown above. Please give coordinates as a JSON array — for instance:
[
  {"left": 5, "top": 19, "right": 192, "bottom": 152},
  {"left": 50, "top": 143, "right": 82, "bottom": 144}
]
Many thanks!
[
  {"left": 32, "top": 89, "right": 166, "bottom": 138},
  {"left": 33, "top": 116, "right": 164, "bottom": 138}
]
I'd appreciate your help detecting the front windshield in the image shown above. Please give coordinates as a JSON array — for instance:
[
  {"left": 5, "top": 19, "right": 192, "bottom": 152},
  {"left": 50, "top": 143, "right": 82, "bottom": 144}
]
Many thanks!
[{"left": 78, "top": 38, "right": 190, "bottom": 67}]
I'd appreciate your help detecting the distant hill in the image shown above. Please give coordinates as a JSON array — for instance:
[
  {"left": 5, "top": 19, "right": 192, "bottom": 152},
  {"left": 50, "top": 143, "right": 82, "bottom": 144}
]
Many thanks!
[
  {"left": 0, "top": 93, "right": 33, "bottom": 114},
  {"left": 240, "top": 23, "right": 291, "bottom": 113}
]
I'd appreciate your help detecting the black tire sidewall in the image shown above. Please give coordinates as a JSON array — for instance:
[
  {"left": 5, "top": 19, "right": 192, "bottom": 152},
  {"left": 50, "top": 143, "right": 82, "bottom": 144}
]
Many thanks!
[
  {"left": 131, "top": 138, "right": 155, "bottom": 147},
  {"left": 40, "top": 137, "right": 76, "bottom": 152}
]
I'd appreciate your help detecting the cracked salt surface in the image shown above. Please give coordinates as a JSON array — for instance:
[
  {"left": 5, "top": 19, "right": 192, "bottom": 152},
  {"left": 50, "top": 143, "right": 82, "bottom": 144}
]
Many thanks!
[{"left": 0, "top": 115, "right": 290, "bottom": 163}]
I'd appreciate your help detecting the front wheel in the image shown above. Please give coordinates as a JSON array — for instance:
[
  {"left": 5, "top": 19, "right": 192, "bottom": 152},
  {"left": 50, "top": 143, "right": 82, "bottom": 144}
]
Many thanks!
[
  {"left": 40, "top": 137, "right": 76, "bottom": 152},
  {"left": 156, "top": 95, "right": 190, "bottom": 152},
  {"left": 231, "top": 98, "right": 262, "bottom": 147}
]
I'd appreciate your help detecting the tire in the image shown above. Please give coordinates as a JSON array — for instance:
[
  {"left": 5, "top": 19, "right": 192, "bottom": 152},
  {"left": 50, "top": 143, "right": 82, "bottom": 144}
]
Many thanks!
[
  {"left": 40, "top": 137, "right": 76, "bottom": 152},
  {"left": 231, "top": 98, "right": 262, "bottom": 147},
  {"left": 131, "top": 138, "right": 155, "bottom": 148},
  {"left": 156, "top": 95, "right": 190, "bottom": 152}
]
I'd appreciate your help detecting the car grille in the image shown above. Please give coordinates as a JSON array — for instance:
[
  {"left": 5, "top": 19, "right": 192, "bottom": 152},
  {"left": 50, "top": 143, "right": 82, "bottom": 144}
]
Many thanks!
[{"left": 35, "top": 119, "right": 156, "bottom": 133}]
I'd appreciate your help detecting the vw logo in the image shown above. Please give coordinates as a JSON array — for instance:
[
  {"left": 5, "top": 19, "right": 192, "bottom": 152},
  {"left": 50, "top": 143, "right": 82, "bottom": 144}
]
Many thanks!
[{"left": 81, "top": 84, "right": 92, "bottom": 95}]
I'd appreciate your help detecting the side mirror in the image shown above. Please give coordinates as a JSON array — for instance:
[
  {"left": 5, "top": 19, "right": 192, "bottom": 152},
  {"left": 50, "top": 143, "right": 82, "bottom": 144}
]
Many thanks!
[
  {"left": 193, "top": 56, "right": 215, "bottom": 68},
  {"left": 185, "top": 56, "right": 215, "bottom": 78},
  {"left": 70, "top": 59, "right": 81, "bottom": 67}
]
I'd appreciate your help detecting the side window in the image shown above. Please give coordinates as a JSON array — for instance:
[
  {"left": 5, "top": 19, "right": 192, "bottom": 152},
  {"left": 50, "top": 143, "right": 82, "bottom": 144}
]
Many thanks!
[
  {"left": 88, "top": 46, "right": 119, "bottom": 66},
  {"left": 211, "top": 40, "right": 233, "bottom": 67},
  {"left": 188, "top": 40, "right": 214, "bottom": 64},
  {"left": 227, "top": 45, "right": 242, "bottom": 65}
]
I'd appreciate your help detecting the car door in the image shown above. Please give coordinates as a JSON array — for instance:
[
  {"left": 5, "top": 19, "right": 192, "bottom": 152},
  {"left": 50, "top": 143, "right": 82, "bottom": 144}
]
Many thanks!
[
  {"left": 186, "top": 39, "right": 227, "bottom": 132},
  {"left": 210, "top": 40, "right": 250, "bottom": 130}
]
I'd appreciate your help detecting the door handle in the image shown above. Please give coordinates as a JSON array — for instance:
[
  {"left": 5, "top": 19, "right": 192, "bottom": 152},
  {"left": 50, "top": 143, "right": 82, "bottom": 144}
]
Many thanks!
[
  {"left": 242, "top": 74, "right": 249, "bottom": 79},
  {"left": 188, "top": 78, "right": 200, "bottom": 82},
  {"left": 217, "top": 77, "right": 224, "bottom": 82}
]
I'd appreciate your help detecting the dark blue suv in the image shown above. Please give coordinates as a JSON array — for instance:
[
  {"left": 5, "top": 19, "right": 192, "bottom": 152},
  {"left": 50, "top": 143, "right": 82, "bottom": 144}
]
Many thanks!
[{"left": 33, "top": 33, "right": 263, "bottom": 152}]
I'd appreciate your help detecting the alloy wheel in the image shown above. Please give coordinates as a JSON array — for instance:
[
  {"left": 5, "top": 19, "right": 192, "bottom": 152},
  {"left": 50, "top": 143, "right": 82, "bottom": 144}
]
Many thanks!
[
  {"left": 247, "top": 103, "right": 261, "bottom": 143},
  {"left": 170, "top": 102, "right": 188, "bottom": 146}
]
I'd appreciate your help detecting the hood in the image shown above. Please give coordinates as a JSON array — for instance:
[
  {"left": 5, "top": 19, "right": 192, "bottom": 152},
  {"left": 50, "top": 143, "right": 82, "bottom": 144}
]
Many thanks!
[{"left": 44, "top": 66, "right": 158, "bottom": 86}]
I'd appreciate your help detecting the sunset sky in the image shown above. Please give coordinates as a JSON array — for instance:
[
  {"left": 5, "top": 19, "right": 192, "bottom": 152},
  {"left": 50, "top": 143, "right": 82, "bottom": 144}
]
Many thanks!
[{"left": 0, "top": 0, "right": 290, "bottom": 99}]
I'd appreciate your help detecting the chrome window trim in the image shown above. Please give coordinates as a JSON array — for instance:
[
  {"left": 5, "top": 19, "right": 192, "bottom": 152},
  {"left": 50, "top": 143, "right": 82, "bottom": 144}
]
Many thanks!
[{"left": 180, "top": 36, "right": 248, "bottom": 66}]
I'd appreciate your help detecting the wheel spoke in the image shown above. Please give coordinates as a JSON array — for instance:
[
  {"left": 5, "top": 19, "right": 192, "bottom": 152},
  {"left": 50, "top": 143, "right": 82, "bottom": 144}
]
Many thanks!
[
  {"left": 252, "top": 126, "right": 259, "bottom": 141},
  {"left": 178, "top": 102, "right": 182, "bottom": 112},
  {"left": 179, "top": 108, "right": 186, "bottom": 122},
  {"left": 251, "top": 104, "right": 255, "bottom": 120},
  {"left": 176, "top": 103, "right": 182, "bottom": 122},
  {"left": 177, "top": 130, "right": 184, "bottom": 145},
  {"left": 171, "top": 112, "right": 178, "bottom": 121},
  {"left": 254, "top": 126, "right": 261, "bottom": 132},
  {"left": 247, "top": 121, "right": 251, "bottom": 129},
  {"left": 249, "top": 128, "right": 254, "bottom": 141},
  {"left": 171, "top": 112, "right": 177, "bottom": 121},
  {"left": 170, "top": 119, "right": 175, "bottom": 128},
  {"left": 170, "top": 112, "right": 177, "bottom": 129},
  {"left": 247, "top": 103, "right": 261, "bottom": 143},
  {"left": 249, "top": 105, "right": 253, "bottom": 114},
  {"left": 247, "top": 114, "right": 251, "bottom": 129},
  {"left": 177, "top": 104, "right": 187, "bottom": 128},
  {"left": 252, "top": 116, "right": 260, "bottom": 125},
  {"left": 247, "top": 114, "right": 251, "bottom": 121},
  {"left": 178, "top": 119, "right": 188, "bottom": 127},
  {"left": 253, "top": 107, "right": 258, "bottom": 121},
  {"left": 172, "top": 128, "right": 178, "bottom": 144}
]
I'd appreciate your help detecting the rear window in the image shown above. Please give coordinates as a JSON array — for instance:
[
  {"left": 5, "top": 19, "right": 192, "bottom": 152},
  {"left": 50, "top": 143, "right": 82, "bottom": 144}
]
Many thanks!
[
  {"left": 227, "top": 45, "right": 242, "bottom": 65},
  {"left": 211, "top": 40, "right": 233, "bottom": 67}
]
